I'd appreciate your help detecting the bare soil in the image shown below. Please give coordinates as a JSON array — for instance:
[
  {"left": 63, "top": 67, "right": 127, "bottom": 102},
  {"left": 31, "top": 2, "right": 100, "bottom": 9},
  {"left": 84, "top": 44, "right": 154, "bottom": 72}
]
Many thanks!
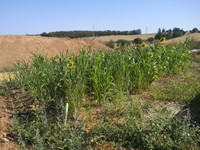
[
  {"left": 0, "top": 96, "right": 18, "bottom": 150},
  {"left": 0, "top": 35, "right": 109, "bottom": 72}
]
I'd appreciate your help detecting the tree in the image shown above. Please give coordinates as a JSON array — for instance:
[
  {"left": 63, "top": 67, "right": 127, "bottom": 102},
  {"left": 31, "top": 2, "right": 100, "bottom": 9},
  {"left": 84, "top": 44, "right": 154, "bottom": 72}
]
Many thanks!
[
  {"left": 155, "top": 33, "right": 163, "bottom": 40},
  {"left": 105, "top": 40, "right": 115, "bottom": 48},
  {"left": 132, "top": 38, "right": 142, "bottom": 46},
  {"left": 147, "top": 37, "right": 154, "bottom": 43},
  {"left": 162, "top": 28, "right": 165, "bottom": 33},
  {"left": 40, "top": 32, "right": 48, "bottom": 37},
  {"left": 158, "top": 28, "right": 161, "bottom": 33},
  {"left": 116, "top": 39, "right": 131, "bottom": 47},
  {"left": 191, "top": 28, "right": 198, "bottom": 33}
]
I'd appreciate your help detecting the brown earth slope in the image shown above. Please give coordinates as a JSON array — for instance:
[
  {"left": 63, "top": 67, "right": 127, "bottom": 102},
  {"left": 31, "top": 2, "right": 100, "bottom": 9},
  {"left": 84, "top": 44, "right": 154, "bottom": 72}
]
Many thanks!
[{"left": 0, "top": 35, "right": 109, "bottom": 72}]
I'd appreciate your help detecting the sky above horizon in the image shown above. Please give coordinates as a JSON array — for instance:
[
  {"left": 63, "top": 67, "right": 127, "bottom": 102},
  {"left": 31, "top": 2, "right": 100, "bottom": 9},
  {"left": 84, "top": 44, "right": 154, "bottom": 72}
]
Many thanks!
[{"left": 0, "top": 0, "right": 200, "bottom": 35}]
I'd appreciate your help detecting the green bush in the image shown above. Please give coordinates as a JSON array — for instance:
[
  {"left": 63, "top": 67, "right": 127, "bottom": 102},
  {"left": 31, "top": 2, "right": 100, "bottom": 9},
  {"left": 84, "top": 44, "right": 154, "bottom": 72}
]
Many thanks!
[
  {"left": 132, "top": 37, "right": 142, "bottom": 46},
  {"left": 92, "top": 110, "right": 200, "bottom": 149},
  {"left": 116, "top": 39, "right": 131, "bottom": 47},
  {"left": 105, "top": 40, "right": 115, "bottom": 48}
]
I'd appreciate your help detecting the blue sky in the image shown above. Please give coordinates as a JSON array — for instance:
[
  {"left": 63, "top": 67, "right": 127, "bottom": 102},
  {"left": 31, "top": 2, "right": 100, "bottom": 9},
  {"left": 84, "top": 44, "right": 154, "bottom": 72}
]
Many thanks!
[{"left": 0, "top": 0, "right": 200, "bottom": 35}]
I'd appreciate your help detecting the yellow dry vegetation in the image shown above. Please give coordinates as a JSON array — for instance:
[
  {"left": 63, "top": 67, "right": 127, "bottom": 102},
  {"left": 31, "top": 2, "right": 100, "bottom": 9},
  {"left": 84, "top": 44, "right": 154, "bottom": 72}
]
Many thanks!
[
  {"left": 0, "top": 73, "right": 15, "bottom": 81},
  {"left": 86, "top": 33, "right": 156, "bottom": 42},
  {"left": 165, "top": 33, "right": 200, "bottom": 44},
  {"left": 85, "top": 33, "right": 200, "bottom": 44}
]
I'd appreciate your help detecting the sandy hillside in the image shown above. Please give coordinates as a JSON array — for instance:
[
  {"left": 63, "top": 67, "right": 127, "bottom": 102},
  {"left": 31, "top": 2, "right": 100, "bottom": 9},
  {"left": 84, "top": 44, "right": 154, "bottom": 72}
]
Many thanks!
[
  {"left": 0, "top": 35, "right": 109, "bottom": 72},
  {"left": 85, "top": 33, "right": 156, "bottom": 43}
]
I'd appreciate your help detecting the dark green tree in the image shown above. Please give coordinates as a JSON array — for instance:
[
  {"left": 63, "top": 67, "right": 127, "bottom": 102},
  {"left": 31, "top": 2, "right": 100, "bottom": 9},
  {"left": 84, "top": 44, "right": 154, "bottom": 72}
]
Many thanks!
[
  {"left": 116, "top": 39, "right": 131, "bottom": 47},
  {"left": 105, "top": 40, "right": 115, "bottom": 48},
  {"left": 40, "top": 32, "right": 48, "bottom": 37},
  {"left": 147, "top": 37, "right": 155, "bottom": 43},
  {"left": 162, "top": 28, "right": 165, "bottom": 33},
  {"left": 158, "top": 28, "right": 161, "bottom": 33},
  {"left": 132, "top": 38, "right": 142, "bottom": 46},
  {"left": 191, "top": 28, "right": 198, "bottom": 33}
]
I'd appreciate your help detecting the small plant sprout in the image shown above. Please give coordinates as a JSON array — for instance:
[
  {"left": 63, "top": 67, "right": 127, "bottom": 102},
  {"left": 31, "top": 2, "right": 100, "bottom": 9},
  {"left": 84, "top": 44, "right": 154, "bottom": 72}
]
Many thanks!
[{"left": 65, "top": 103, "right": 69, "bottom": 125}]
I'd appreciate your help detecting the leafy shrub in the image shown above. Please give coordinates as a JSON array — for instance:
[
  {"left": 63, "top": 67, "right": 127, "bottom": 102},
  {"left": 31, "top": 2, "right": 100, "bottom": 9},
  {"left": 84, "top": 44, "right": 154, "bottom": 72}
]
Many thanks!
[
  {"left": 116, "top": 39, "right": 131, "bottom": 47},
  {"left": 92, "top": 105, "right": 200, "bottom": 149},
  {"left": 147, "top": 37, "right": 154, "bottom": 43},
  {"left": 132, "top": 37, "right": 142, "bottom": 46},
  {"left": 105, "top": 40, "right": 115, "bottom": 48}
]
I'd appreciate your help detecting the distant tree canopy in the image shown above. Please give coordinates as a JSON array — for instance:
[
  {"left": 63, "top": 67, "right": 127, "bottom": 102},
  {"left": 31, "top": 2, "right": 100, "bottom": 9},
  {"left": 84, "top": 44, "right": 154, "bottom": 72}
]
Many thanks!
[
  {"left": 116, "top": 39, "right": 131, "bottom": 47},
  {"left": 40, "top": 29, "right": 141, "bottom": 38},
  {"left": 190, "top": 28, "right": 199, "bottom": 33},
  {"left": 105, "top": 40, "right": 115, "bottom": 48},
  {"left": 132, "top": 38, "right": 142, "bottom": 46},
  {"left": 147, "top": 37, "right": 155, "bottom": 44},
  {"left": 155, "top": 27, "right": 186, "bottom": 40}
]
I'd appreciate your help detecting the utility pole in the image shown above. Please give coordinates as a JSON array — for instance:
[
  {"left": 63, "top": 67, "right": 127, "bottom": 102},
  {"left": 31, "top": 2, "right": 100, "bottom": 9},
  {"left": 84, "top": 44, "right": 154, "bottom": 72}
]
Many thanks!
[{"left": 93, "top": 25, "right": 95, "bottom": 39}]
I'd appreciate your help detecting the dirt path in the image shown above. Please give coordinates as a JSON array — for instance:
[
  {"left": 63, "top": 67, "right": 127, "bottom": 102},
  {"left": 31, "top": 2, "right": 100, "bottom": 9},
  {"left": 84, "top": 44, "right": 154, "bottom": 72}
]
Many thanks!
[{"left": 0, "top": 96, "right": 18, "bottom": 150}]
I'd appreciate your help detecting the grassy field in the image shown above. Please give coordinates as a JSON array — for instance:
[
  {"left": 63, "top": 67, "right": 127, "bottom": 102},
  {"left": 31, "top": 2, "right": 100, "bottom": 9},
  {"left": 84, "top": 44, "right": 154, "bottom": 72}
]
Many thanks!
[{"left": 0, "top": 41, "right": 200, "bottom": 149}]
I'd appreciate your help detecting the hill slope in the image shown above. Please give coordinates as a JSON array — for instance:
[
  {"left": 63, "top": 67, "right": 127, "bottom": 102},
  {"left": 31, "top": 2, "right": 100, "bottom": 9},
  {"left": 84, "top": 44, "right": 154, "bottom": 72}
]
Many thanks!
[
  {"left": 165, "top": 33, "right": 200, "bottom": 44},
  {"left": 0, "top": 35, "right": 108, "bottom": 72}
]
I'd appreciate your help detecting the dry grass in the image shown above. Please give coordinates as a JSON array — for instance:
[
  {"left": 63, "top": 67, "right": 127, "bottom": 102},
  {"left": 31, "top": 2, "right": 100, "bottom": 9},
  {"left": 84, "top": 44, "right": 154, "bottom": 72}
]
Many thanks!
[
  {"left": 85, "top": 33, "right": 156, "bottom": 42},
  {"left": 165, "top": 33, "right": 200, "bottom": 45},
  {"left": 86, "top": 33, "right": 200, "bottom": 44},
  {"left": 0, "top": 73, "right": 15, "bottom": 82}
]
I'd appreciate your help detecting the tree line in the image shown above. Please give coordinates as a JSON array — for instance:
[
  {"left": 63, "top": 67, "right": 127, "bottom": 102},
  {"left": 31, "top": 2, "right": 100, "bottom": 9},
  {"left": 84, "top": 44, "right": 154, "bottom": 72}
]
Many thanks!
[
  {"left": 155, "top": 27, "right": 199, "bottom": 40},
  {"left": 105, "top": 27, "right": 199, "bottom": 48},
  {"left": 40, "top": 29, "right": 141, "bottom": 38}
]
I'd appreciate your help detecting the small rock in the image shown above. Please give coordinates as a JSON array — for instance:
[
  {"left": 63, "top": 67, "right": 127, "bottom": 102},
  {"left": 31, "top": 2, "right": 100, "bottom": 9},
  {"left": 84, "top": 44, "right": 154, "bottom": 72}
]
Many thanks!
[
  {"left": 0, "top": 131, "right": 7, "bottom": 138},
  {"left": 0, "top": 137, "right": 9, "bottom": 142}
]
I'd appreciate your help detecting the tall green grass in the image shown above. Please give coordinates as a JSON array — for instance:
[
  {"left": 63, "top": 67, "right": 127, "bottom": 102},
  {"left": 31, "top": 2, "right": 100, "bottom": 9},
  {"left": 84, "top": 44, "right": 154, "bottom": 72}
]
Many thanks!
[
  {"left": 11, "top": 42, "right": 191, "bottom": 114},
  {"left": 2, "top": 41, "right": 196, "bottom": 149}
]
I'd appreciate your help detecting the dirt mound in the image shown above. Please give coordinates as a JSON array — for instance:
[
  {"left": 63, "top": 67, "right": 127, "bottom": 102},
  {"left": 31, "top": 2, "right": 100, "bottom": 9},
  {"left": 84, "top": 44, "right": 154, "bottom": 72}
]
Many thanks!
[{"left": 0, "top": 35, "right": 109, "bottom": 72}]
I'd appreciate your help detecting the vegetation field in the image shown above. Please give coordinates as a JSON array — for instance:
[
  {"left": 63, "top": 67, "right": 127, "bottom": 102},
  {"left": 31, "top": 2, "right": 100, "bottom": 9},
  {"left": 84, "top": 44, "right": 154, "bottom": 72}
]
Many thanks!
[{"left": 0, "top": 39, "right": 200, "bottom": 149}]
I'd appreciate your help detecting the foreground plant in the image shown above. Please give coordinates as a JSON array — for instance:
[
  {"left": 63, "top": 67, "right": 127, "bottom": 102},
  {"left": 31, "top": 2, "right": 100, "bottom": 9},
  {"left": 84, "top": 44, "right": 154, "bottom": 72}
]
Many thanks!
[{"left": 1, "top": 41, "right": 195, "bottom": 149}]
